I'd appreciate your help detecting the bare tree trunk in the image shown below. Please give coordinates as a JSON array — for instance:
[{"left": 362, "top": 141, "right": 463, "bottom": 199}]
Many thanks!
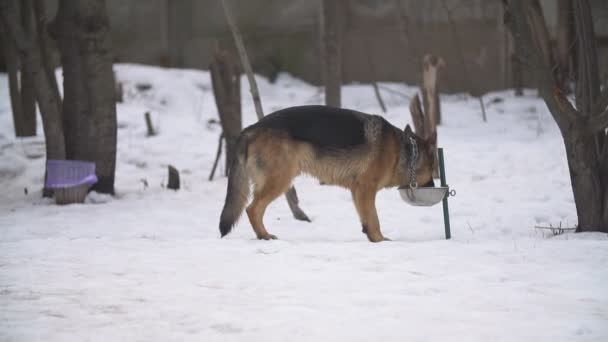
[
  {"left": 571, "top": 0, "right": 607, "bottom": 230},
  {"left": 0, "top": 19, "right": 26, "bottom": 137},
  {"left": 509, "top": 32, "right": 524, "bottom": 96},
  {"left": 18, "top": 0, "right": 37, "bottom": 137},
  {"left": 220, "top": 0, "right": 310, "bottom": 222},
  {"left": 210, "top": 46, "right": 241, "bottom": 174},
  {"left": 556, "top": 0, "right": 573, "bottom": 92},
  {"left": 504, "top": 0, "right": 608, "bottom": 233},
  {"left": 53, "top": 0, "right": 117, "bottom": 194},
  {"left": 411, "top": 54, "right": 444, "bottom": 178},
  {"left": 0, "top": 0, "right": 65, "bottom": 161},
  {"left": 33, "top": 0, "right": 61, "bottom": 111},
  {"left": 421, "top": 54, "right": 444, "bottom": 128},
  {"left": 321, "top": 0, "right": 341, "bottom": 107},
  {"left": 364, "top": 38, "right": 386, "bottom": 113},
  {"left": 572, "top": 0, "right": 599, "bottom": 116}
]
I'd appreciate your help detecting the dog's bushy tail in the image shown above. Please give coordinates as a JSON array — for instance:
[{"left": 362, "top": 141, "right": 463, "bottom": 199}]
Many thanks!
[{"left": 219, "top": 137, "right": 250, "bottom": 237}]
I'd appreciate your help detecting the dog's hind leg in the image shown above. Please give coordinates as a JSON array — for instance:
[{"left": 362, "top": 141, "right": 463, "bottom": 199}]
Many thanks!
[
  {"left": 352, "top": 187, "right": 387, "bottom": 243},
  {"left": 246, "top": 167, "right": 297, "bottom": 240}
]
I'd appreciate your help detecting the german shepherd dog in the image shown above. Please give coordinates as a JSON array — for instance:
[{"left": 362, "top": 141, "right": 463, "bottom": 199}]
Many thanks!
[{"left": 219, "top": 105, "right": 437, "bottom": 242}]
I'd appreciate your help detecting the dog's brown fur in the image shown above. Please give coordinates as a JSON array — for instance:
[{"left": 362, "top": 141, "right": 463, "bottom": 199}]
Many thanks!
[{"left": 219, "top": 105, "right": 437, "bottom": 242}]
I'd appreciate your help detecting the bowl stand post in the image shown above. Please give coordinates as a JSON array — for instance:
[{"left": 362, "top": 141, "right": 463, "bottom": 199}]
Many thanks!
[{"left": 438, "top": 148, "right": 451, "bottom": 240}]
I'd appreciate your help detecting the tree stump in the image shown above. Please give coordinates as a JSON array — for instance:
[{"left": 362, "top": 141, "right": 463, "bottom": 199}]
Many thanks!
[
  {"left": 410, "top": 54, "right": 444, "bottom": 178},
  {"left": 167, "top": 165, "right": 180, "bottom": 190}
]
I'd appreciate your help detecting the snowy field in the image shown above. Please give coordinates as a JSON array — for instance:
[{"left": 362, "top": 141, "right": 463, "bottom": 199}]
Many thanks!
[{"left": 1, "top": 64, "right": 607, "bottom": 341}]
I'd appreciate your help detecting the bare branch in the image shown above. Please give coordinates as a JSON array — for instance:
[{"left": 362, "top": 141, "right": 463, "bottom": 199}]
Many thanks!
[
  {"left": 364, "top": 37, "right": 386, "bottom": 113},
  {"left": 503, "top": 0, "right": 575, "bottom": 129},
  {"left": 409, "top": 94, "right": 425, "bottom": 137},
  {"left": 377, "top": 85, "right": 411, "bottom": 101},
  {"left": 208, "top": 133, "right": 224, "bottom": 181},
  {"left": 219, "top": 0, "right": 264, "bottom": 119}
]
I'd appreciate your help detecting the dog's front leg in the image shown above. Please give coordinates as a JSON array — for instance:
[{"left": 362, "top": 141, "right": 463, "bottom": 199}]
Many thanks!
[{"left": 351, "top": 187, "right": 388, "bottom": 242}]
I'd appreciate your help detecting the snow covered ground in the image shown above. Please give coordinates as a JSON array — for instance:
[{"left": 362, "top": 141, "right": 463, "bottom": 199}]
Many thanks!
[{"left": 1, "top": 64, "right": 607, "bottom": 341}]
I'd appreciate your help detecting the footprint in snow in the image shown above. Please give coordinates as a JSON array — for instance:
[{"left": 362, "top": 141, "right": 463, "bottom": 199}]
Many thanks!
[{"left": 211, "top": 323, "right": 243, "bottom": 334}]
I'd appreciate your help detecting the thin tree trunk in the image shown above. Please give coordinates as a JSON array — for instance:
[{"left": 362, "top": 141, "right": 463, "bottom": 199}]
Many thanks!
[
  {"left": 512, "top": 57, "right": 524, "bottom": 96},
  {"left": 440, "top": 0, "right": 485, "bottom": 122},
  {"left": 220, "top": 0, "right": 310, "bottom": 222},
  {"left": 33, "top": 0, "right": 61, "bottom": 112},
  {"left": 54, "top": 0, "right": 117, "bottom": 194},
  {"left": 53, "top": 1, "right": 89, "bottom": 162},
  {"left": 321, "top": 0, "right": 341, "bottom": 107},
  {"left": 210, "top": 46, "right": 241, "bottom": 174},
  {"left": 394, "top": 0, "right": 421, "bottom": 74},
  {"left": 372, "top": 83, "right": 386, "bottom": 113},
  {"left": 219, "top": 0, "right": 263, "bottom": 120},
  {"left": 478, "top": 96, "right": 487, "bottom": 122},
  {"left": 364, "top": 38, "right": 386, "bottom": 113},
  {"left": 0, "top": 0, "right": 65, "bottom": 161},
  {"left": 0, "top": 19, "right": 26, "bottom": 137}
]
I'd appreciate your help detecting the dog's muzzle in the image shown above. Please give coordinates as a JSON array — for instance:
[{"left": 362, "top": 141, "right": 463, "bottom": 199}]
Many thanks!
[{"left": 420, "top": 179, "right": 435, "bottom": 188}]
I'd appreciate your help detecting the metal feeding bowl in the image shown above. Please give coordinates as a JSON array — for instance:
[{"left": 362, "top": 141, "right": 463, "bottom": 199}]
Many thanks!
[{"left": 398, "top": 185, "right": 450, "bottom": 206}]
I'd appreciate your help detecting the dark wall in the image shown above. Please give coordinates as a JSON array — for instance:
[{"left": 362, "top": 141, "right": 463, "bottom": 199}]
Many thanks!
[{"left": 2, "top": 0, "right": 607, "bottom": 93}]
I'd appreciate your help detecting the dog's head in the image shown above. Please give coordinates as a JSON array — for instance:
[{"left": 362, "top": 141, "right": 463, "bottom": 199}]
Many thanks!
[{"left": 403, "top": 125, "right": 437, "bottom": 187}]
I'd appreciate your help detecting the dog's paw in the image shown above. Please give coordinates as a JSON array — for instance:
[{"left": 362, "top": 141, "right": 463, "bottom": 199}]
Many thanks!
[{"left": 258, "top": 233, "right": 278, "bottom": 240}]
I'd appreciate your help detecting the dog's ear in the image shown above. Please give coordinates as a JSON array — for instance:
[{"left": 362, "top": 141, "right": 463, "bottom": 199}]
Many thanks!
[{"left": 404, "top": 124, "right": 413, "bottom": 136}]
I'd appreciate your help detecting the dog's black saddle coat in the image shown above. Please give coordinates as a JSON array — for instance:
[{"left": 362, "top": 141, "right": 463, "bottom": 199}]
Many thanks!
[{"left": 251, "top": 105, "right": 368, "bottom": 149}]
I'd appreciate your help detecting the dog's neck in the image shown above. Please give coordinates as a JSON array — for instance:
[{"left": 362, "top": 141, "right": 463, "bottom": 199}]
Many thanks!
[{"left": 396, "top": 132, "right": 418, "bottom": 186}]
